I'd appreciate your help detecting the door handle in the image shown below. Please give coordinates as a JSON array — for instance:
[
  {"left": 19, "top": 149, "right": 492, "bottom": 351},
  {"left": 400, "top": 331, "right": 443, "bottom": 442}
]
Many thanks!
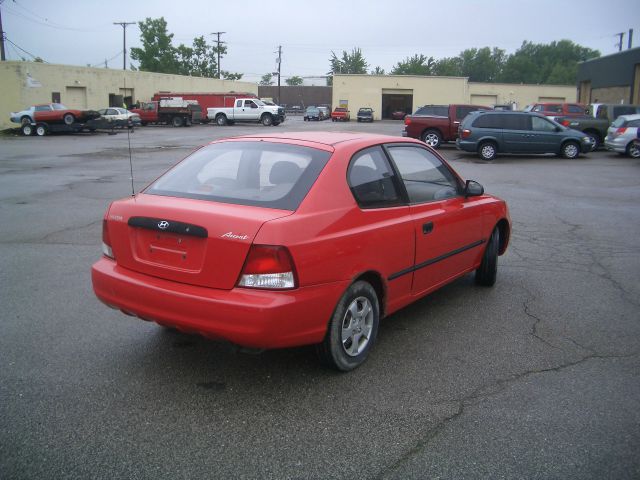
[{"left": 422, "top": 222, "right": 434, "bottom": 234}]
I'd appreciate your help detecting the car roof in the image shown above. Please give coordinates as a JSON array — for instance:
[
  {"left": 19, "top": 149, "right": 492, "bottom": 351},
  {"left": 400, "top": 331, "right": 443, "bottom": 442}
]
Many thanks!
[
  {"left": 617, "top": 113, "right": 640, "bottom": 121},
  {"left": 214, "top": 132, "right": 421, "bottom": 149}
]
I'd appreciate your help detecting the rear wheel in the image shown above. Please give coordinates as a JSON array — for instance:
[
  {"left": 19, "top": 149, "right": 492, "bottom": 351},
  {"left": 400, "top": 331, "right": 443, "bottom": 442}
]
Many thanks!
[
  {"left": 63, "top": 113, "right": 75, "bottom": 125},
  {"left": 21, "top": 116, "right": 31, "bottom": 126},
  {"left": 35, "top": 124, "right": 48, "bottom": 136},
  {"left": 561, "top": 141, "right": 580, "bottom": 159},
  {"left": 475, "top": 228, "right": 499, "bottom": 286},
  {"left": 478, "top": 141, "right": 497, "bottom": 161},
  {"left": 421, "top": 129, "right": 442, "bottom": 148},
  {"left": 171, "top": 116, "right": 184, "bottom": 127},
  {"left": 627, "top": 140, "right": 640, "bottom": 158},
  {"left": 317, "top": 281, "right": 379, "bottom": 372},
  {"left": 216, "top": 114, "right": 227, "bottom": 126}
]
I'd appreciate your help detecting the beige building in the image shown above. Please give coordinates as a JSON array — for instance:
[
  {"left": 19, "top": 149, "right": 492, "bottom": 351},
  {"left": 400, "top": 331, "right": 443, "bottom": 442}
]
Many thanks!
[
  {"left": 331, "top": 74, "right": 577, "bottom": 120},
  {"left": 0, "top": 61, "right": 258, "bottom": 130}
]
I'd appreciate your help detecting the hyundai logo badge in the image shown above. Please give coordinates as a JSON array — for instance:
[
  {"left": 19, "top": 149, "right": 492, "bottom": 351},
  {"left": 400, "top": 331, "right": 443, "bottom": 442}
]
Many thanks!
[{"left": 158, "top": 220, "right": 170, "bottom": 230}]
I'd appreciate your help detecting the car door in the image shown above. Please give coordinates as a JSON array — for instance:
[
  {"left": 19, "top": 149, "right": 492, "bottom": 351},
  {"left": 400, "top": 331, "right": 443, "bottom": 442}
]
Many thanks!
[
  {"left": 528, "top": 115, "right": 563, "bottom": 153},
  {"left": 385, "top": 144, "right": 485, "bottom": 294},
  {"left": 500, "top": 114, "right": 532, "bottom": 153},
  {"left": 236, "top": 100, "right": 259, "bottom": 121},
  {"left": 33, "top": 105, "right": 55, "bottom": 122}
]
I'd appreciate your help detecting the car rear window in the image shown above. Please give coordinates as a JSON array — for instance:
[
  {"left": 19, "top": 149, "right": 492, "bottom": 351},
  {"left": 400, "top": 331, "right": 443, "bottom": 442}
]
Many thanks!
[
  {"left": 414, "top": 106, "right": 448, "bottom": 116},
  {"left": 145, "top": 141, "right": 330, "bottom": 210}
]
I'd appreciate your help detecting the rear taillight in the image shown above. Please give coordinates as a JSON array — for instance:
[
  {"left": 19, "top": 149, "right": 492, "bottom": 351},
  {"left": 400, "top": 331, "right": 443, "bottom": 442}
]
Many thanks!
[
  {"left": 238, "top": 245, "right": 297, "bottom": 289},
  {"left": 404, "top": 117, "right": 411, "bottom": 126},
  {"left": 561, "top": 120, "right": 571, "bottom": 127},
  {"left": 616, "top": 127, "right": 627, "bottom": 135},
  {"left": 461, "top": 129, "right": 472, "bottom": 138},
  {"left": 102, "top": 219, "right": 114, "bottom": 259}
]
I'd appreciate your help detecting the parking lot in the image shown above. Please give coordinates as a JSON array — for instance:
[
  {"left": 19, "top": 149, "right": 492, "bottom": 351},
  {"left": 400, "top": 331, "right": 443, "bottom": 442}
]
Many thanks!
[{"left": 1, "top": 116, "right": 639, "bottom": 479}]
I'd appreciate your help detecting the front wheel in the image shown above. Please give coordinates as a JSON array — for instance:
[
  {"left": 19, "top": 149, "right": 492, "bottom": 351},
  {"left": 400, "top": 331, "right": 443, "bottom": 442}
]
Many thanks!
[
  {"left": 63, "top": 113, "right": 75, "bottom": 125},
  {"left": 561, "top": 141, "right": 580, "bottom": 159},
  {"left": 316, "top": 281, "right": 379, "bottom": 371},
  {"left": 171, "top": 116, "right": 184, "bottom": 127},
  {"left": 475, "top": 228, "right": 499, "bottom": 286},
  {"left": 421, "top": 129, "right": 442, "bottom": 148},
  {"left": 261, "top": 114, "right": 273, "bottom": 126},
  {"left": 584, "top": 132, "right": 601, "bottom": 151}
]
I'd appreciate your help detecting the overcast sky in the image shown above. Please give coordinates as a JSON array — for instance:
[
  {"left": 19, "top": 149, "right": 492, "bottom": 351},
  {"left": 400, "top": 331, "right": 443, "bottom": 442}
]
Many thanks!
[{"left": 2, "top": 0, "right": 639, "bottom": 82}]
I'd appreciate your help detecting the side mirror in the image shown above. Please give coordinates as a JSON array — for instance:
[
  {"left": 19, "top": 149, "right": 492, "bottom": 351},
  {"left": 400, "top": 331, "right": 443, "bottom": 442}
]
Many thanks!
[{"left": 464, "top": 180, "right": 484, "bottom": 197}]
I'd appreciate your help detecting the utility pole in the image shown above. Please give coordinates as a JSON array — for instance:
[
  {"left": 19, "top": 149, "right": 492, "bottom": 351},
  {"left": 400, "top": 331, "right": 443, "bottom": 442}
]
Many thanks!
[
  {"left": 616, "top": 32, "right": 625, "bottom": 52},
  {"left": 211, "top": 31, "right": 226, "bottom": 79},
  {"left": 0, "top": 1, "right": 6, "bottom": 61},
  {"left": 629, "top": 29, "right": 634, "bottom": 49},
  {"left": 113, "top": 22, "right": 135, "bottom": 70},
  {"left": 276, "top": 45, "right": 282, "bottom": 105}
]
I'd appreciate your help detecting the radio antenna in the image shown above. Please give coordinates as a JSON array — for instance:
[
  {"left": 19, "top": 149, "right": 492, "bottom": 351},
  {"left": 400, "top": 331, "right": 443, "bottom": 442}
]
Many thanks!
[{"left": 123, "top": 73, "right": 135, "bottom": 196}]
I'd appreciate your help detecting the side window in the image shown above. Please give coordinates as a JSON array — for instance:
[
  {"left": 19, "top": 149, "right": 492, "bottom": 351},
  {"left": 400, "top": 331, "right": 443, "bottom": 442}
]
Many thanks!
[
  {"left": 568, "top": 104, "right": 584, "bottom": 114},
  {"left": 387, "top": 146, "right": 459, "bottom": 203},
  {"left": 597, "top": 107, "right": 609, "bottom": 119},
  {"left": 532, "top": 105, "right": 543, "bottom": 112},
  {"left": 627, "top": 120, "right": 640, "bottom": 127},
  {"left": 35, "top": 105, "right": 51, "bottom": 112},
  {"left": 455, "top": 106, "right": 473, "bottom": 120},
  {"left": 236, "top": 100, "right": 242, "bottom": 108},
  {"left": 348, "top": 147, "right": 401, "bottom": 208},
  {"left": 505, "top": 114, "right": 531, "bottom": 131},
  {"left": 532, "top": 116, "right": 557, "bottom": 132}
]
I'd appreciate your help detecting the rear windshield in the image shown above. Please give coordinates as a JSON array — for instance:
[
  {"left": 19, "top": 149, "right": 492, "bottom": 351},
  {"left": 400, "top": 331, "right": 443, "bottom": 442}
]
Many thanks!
[
  {"left": 414, "top": 105, "right": 448, "bottom": 116},
  {"left": 145, "top": 141, "right": 331, "bottom": 210}
]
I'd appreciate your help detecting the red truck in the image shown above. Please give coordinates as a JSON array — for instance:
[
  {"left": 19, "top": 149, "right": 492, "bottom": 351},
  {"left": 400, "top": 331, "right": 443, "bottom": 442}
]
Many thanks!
[
  {"left": 402, "top": 104, "right": 490, "bottom": 148},
  {"left": 331, "top": 107, "right": 350, "bottom": 122},
  {"left": 524, "top": 102, "right": 586, "bottom": 117},
  {"left": 131, "top": 98, "right": 199, "bottom": 127},
  {"left": 151, "top": 92, "right": 258, "bottom": 122}
]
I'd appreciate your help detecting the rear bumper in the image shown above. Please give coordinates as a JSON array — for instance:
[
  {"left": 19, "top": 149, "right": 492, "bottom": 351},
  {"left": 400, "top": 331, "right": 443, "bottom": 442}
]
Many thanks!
[
  {"left": 604, "top": 136, "right": 628, "bottom": 153},
  {"left": 455, "top": 138, "right": 478, "bottom": 152},
  {"left": 92, "top": 258, "right": 348, "bottom": 349}
]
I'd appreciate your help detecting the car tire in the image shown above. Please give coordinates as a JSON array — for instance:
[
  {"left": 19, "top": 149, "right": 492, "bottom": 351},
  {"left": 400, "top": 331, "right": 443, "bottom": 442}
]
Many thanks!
[
  {"left": 261, "top": 114, "right": 273, "bottom": 126},
  {"left": 35, "top": 124, "right": 48, "bottom": 136},
  {"left": 584, "top": 131, "right": 601, "bottom": 151},
  {"left": 626, "top": 141, "right": 640, "bottom": 158},
  {"left": 421, "top": 129, "right": 442, "bottom": 148},
  {"left": 63, "top": 113, "right": 75, "bottom": 125},
  {"left": 172, "top": 116, "right": 183, "bottom": 127},
  {"left": 561, "top": 141, "right": 580, "bottom": 159},
  {"left": 216, "top": 114, "right": 227, "bottom": 126},
  {"left": 21, "top": 124, "right": 34, "bottom": 136},
  {"left": 272, "top": 121, "right": 280, "bottom": 126},
  {"left": 317, "top": 281, "right": 380, "bottom": 372},
  {"left": 475, "top": 227, "right": 499, "bottom": 287},
  {"left": 478, "top": 141, "right": 497, "bottom": 161},
  {"left": 21, "top": 116, "right": 31, "bottom": 126}
]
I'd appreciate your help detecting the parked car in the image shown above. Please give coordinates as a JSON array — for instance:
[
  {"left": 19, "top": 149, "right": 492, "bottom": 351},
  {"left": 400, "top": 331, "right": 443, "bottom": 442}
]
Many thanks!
[
  {"left": 317, "top": 106, "right": 330, "bottom": 119},
  {"left": 331, "top": 107, "right": 350, "bottom": 122},
  {"left": 91, "top": 132, "right": 511, "bottom": 371},
  {"left": 10, "top": 103, "right": 100, "bottom": 126},
  {"left": 304, "top": 106, "right": 322, "bottom": 121},
  {"left": 97, "top": 107, "right": 142, "bottom": 127},
  {"left": 391, "top": 110, "right": 407, "bottom": 120},
  {"left": 523, "top": 103, "right": 586, "bottom": 117},
  {"left": 456, "top": 111, "right": 593, "bottom": 160},
  {"left": 402, "top": 104, "right": 491, "bottom": 148},
  {"left": 207, "top": 98, "right": 285, "bottom": 126},
  {"left": 357, "top": 108, "right": 374, "bottom": 122},
  {"left": 604, "top": 113, "right": 640, "bottom": 158}
]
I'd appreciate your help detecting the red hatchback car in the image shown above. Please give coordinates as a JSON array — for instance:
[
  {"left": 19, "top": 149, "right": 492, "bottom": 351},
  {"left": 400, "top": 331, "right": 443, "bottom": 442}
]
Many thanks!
[{"left": 92, "top": 132, "right": 510, "bottom": 371}]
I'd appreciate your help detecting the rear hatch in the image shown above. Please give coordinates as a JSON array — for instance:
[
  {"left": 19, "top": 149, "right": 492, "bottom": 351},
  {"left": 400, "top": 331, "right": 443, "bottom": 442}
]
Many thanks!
[{"left": 107, "top": 194, "right": 293, "bottom": 290}]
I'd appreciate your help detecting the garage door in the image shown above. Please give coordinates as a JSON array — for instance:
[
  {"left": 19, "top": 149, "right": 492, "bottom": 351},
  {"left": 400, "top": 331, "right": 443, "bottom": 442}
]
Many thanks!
[
  {"left": 470, "top": 94, "right": 497, "bottom": 106},
  {"left": 381, "top": 89, "right": 413, "bottom": 119},
  {"left": 65, "top": 86, "right": 88, "bottom": 108}
]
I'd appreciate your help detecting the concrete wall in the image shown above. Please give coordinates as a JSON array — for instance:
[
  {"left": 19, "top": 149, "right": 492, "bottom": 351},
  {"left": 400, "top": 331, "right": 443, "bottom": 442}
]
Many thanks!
[
  {"left": 332, "top": 74, "right": 578, "bottom": 119},
  {"left": 0, "top": 61, "right": 258, "bottom": 130}
]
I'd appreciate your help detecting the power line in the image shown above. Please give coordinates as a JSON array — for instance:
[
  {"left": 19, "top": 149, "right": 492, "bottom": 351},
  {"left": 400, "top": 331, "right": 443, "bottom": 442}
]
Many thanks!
[{"left": 4, "top": 36, "right": 44, "bottom": 61}]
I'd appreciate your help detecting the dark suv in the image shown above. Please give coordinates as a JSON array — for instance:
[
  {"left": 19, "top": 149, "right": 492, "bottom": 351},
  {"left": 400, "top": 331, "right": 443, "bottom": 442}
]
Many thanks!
[{"left": 456, "top": 111, "right": 593, "bottom": 160}]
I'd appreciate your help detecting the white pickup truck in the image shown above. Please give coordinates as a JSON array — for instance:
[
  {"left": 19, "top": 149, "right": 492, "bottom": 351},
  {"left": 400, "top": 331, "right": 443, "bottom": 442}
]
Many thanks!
[{"left": 207, "top": 98, "right": 285, "bottom": 126}]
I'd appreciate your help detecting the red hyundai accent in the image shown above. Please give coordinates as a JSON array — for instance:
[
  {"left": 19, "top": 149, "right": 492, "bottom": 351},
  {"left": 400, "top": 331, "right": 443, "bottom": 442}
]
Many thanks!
[{"left": 92, "top": 132, "right": 510, "bottom": 371}]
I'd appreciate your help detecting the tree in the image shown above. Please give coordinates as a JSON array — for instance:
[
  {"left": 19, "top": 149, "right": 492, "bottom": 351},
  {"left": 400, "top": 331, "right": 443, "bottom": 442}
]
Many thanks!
[
  {"left": 220, "top": 71, "right": 244, "bottom": 81},
  {"left": 130, "top": 17, "right": 179, "bottom": 74},
  {"left": 285, "top": 76, "right": 304, "bottom": 86},
  {"left": 433, "top": 47, "right": 505, "bottom": 81},
  {"left": 391, "top": 54, "right": 435, "bottom": 75},
  {"left": 260, "top": 73, "right": 275, "bottom": 85},
  {"left": 327, "top": 48, "right": 369, "bottom": 85},
  {"left": 370, "top": 66, "right": 385, "bottom": 75}
]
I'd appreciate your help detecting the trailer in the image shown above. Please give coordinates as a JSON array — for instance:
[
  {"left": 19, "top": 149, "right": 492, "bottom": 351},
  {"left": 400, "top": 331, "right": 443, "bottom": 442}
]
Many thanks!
[{"left": 20, "top": 118, "right": 131, "bottom": 136}]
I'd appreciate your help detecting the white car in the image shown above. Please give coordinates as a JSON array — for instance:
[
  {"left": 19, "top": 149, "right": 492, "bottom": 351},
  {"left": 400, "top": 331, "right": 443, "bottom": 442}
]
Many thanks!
[
  {"left": 604, "top": 113, "right": 640, "bottom": 158},
  {"left": 97, "top": 107, "right": 141, "bottom": 127}
]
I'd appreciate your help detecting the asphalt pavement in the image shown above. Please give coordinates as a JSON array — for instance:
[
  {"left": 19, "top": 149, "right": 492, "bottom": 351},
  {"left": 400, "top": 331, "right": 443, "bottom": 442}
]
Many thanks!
[{"left": 1, "top": 117, "right": 639, "bottom": 479}]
